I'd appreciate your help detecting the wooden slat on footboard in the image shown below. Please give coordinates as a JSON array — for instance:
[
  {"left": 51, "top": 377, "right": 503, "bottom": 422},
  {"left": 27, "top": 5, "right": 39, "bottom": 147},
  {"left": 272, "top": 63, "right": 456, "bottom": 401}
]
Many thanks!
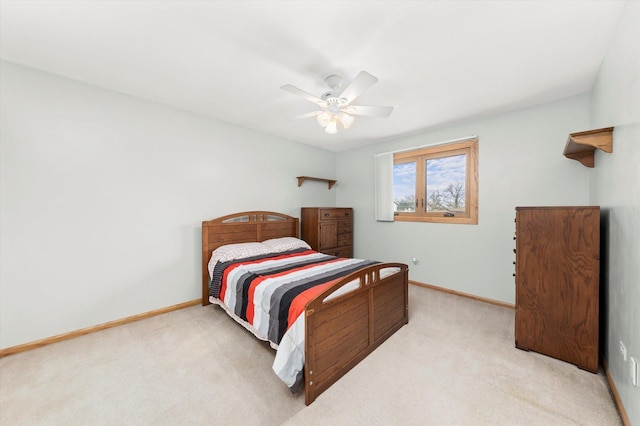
[
  {"left": 304, "top": 263, "right": 409, "bottom": 405},
  {"left": 373, "top": 278, "right": 407, "bottom": 340},
  {"left": 311, "top": 293, "right": 370, "bottom": 381}
]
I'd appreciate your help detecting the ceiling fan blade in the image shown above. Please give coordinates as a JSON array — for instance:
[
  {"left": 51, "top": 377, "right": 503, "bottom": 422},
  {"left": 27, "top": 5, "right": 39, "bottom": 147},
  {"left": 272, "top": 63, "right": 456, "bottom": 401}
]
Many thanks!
[
  {"left": 281, "top": 84, "right": 326, "bottom": 106},
  {"left": 346, "top": 105, "right": 394, "bottom": 118},
  {"left": 292, "top": 111, "right": 323, "bottom": 120},
  {"left": 339, "top": 71, "right": 378, "bottom": 103}
]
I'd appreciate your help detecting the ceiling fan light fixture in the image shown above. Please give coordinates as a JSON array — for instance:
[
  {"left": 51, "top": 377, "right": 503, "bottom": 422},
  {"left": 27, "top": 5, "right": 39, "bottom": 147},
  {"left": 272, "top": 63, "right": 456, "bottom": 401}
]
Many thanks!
[
  {"left": 317, "top": 111, "right": 331, "bottom": 127},
  {"left": 338, "top": 112, "right": 354, "bottom": 129},
  {"left": 325, "top": 119, "right": 338, "bottom": 134}
]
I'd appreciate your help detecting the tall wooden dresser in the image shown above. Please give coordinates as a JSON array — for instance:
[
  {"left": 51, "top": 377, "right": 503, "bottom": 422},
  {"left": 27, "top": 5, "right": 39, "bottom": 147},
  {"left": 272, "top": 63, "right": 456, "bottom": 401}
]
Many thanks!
[
  {"left": 301, "top": 208, "right": 353, "bottom": 258},
  {"left": 514, "top": 206, "right": 600, "bottom": 372}
]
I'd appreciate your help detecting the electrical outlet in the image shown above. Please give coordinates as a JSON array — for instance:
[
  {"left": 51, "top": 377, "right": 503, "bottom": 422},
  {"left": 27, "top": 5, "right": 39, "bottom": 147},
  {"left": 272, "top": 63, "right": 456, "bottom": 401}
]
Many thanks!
[
  {"left": 631, "top": 357, "right": 638, "bottom": 387},
  {"left": 620, "top": 340, "right": 627, "bottom": 361}
]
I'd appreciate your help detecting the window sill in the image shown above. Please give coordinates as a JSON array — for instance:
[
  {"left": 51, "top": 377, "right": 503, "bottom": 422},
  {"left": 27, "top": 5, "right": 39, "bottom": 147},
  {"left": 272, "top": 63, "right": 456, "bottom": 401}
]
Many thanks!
[{"left": 394, "top": 215, "right": 478, "bottom": 225}]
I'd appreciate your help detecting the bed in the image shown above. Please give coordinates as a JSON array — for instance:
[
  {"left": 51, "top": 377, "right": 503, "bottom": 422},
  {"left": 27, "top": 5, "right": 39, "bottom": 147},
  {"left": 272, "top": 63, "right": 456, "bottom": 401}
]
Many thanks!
[{"left": 202, "top": 211, "right": 409, "bottom": 405}]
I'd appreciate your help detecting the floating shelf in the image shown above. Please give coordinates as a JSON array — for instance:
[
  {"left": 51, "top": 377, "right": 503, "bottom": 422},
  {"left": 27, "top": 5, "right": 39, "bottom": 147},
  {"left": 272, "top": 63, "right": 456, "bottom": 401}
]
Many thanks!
[
  {"left": 296, "top": 176, "right": 337, "bottom": 189},
  {"left": 563, "top": 127, "right": 613, "bottom": 168}
]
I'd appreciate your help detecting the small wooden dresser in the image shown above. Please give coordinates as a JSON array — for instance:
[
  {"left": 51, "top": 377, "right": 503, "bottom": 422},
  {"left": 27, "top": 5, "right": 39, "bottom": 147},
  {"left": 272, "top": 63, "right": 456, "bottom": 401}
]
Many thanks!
[
  {"left": 514, "top": 206, "right": 600, "bottom": 372},
  {"left": 301, "top": 207, "right": 353, "bottom": 258}
]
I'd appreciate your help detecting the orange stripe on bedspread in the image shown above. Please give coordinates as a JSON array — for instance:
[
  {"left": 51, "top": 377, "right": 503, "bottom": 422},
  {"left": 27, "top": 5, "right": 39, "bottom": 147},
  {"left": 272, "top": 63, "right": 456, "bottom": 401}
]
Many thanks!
[{"left": 287, "top": 279, "right": 340, "bottom": 330}]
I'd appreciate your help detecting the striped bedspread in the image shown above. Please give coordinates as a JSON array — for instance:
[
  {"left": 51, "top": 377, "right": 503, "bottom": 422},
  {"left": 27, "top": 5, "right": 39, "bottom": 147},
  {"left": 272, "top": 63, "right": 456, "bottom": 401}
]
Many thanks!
[{"left": 209, "top": 249, "right": 377, "bottom": 390}]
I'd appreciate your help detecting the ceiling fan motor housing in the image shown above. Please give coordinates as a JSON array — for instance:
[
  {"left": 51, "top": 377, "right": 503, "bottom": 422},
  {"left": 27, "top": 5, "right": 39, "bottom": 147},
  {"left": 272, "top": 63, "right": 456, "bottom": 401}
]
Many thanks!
[
  {"left": 322, "top": 74, "right": 348, "bottom": 113},
  {"left": 322, "top": 92, "right": 348, "bottom": 113}
]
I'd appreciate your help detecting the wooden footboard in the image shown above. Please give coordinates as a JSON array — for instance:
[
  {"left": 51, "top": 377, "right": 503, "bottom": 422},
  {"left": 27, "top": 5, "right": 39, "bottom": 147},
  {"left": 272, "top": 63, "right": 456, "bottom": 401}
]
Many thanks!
[{"left": 303, "top": 262, "right": 409, "bottom": 405}]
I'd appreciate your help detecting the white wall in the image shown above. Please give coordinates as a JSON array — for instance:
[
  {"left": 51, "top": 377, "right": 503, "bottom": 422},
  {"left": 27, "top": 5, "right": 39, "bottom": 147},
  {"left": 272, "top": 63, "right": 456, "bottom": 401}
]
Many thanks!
[
  {"left": 0, "top": 60, "right": 336, "bottom": 349},
  {"left": 589, "top": 0, "right": 640, "bottom": 423},
  {"left": 336, "top": 94, "right": 592, "bottom": 304}
]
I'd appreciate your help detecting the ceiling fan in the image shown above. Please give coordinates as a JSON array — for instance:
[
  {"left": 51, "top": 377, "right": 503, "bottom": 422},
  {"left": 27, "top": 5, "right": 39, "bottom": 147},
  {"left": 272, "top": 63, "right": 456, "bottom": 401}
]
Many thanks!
[{"left": 281, "top": 71, "right": 393, "bottom": 134}]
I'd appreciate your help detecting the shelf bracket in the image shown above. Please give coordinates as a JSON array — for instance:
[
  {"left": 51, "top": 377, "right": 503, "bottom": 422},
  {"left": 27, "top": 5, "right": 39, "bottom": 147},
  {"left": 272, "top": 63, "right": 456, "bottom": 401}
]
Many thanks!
[
  {"left": 296, "top": 176, "right": 337, "bottom": 189},
  {"left": 563, "top": 127, "right": 613, "bottom": 168}
]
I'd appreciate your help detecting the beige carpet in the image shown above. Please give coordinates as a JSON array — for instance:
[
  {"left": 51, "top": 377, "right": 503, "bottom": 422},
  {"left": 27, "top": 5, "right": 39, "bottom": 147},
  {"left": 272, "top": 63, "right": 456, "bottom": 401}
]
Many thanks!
[{"left": 0, "top": 285, "right": 621, "bottom": 425}]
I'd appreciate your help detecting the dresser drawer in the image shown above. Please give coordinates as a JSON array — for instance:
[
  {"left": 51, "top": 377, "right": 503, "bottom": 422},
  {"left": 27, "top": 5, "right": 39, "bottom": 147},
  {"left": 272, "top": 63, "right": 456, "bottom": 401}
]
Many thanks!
[
  {"left": 337, "top": 220, "right": 352, "bottom": 231},
  {"left": 319, "top": 208, "right": 352, "bottom": 220},
  {"left": 337, "top": 233, "right": 352, "bottom": 246},
  {"left": 322, "top": 246, "right": 353, "bottom": 258}
]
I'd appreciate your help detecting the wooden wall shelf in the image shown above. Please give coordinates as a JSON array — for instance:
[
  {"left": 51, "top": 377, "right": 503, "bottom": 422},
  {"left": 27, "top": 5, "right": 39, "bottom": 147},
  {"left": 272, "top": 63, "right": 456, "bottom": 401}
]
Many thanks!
[
  {"left": 563, "top": 127, "right": 613, "bottom": 168},
  {"left": 296, "top": 176, "right": 337, "bottom": 189}
]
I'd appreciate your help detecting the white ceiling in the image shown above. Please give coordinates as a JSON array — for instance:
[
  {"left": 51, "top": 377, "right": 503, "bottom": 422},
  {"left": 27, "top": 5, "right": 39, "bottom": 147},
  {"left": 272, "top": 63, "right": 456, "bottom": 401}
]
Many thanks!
[{"left": 0, "top": 0, "right": 625, "bottom": 152}]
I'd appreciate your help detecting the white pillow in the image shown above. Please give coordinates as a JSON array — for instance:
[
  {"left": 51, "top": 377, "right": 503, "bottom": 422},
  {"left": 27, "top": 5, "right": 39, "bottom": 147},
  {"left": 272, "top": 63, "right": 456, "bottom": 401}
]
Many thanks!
[
  {"left": 262, "top": 237, "right": 311, "bottom": 253},
  {"left": 208, "top": 242, "right": 271, "bottom": 277}
]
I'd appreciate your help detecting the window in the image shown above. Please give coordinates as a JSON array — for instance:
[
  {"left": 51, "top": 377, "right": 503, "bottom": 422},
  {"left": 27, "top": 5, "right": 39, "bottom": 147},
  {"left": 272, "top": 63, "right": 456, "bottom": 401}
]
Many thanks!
[{"left": 393, "top": 139, "right": 478, "bottom": 224}]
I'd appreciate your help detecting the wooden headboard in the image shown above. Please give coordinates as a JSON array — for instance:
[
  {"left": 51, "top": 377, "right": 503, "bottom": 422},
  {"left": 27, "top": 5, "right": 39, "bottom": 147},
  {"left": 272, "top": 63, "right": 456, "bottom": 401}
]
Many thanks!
[{"left": 201, "top": 211, "right": 299, "bottom": 305}]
